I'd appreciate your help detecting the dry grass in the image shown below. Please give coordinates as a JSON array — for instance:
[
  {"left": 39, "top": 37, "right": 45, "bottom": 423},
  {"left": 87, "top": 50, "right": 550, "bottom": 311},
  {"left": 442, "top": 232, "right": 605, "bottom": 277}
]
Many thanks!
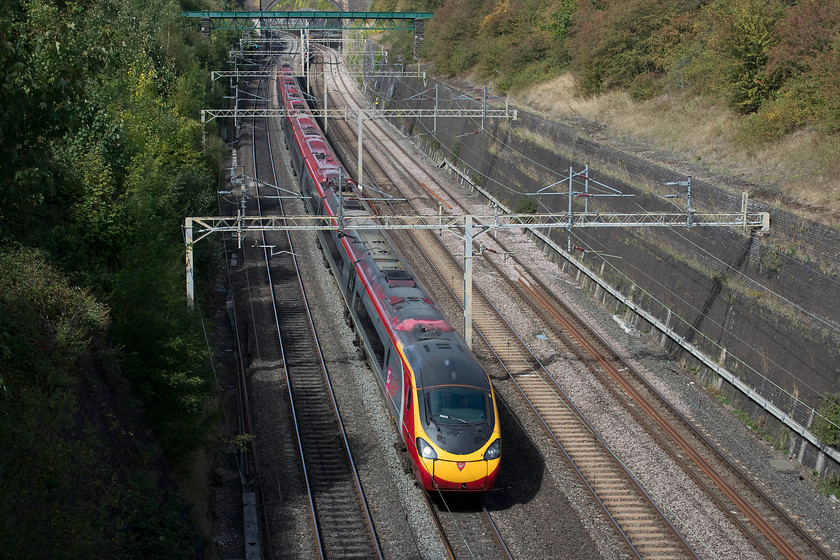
[{"left": 515, "top": 74, "right": 840, "bottom": 226}]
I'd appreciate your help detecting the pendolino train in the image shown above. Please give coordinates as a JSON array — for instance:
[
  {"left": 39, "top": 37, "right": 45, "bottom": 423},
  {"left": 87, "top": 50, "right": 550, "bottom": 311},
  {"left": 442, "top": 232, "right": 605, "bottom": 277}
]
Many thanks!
[{"left": 277, "top": 66, "right": 501, "bottom": 491}]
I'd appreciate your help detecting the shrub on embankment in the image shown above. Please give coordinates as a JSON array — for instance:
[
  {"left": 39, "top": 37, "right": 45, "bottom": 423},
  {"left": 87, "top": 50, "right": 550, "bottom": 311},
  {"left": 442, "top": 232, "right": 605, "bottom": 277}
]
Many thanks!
[
  {"left": 0, "top": 0, "right": 236, "bottom": 555},
  {"left": 411, "top": 0, "right": 840, "bottom": 133},
  {"left": 0, "top": 244, "right": 202, "bottom": 557}
]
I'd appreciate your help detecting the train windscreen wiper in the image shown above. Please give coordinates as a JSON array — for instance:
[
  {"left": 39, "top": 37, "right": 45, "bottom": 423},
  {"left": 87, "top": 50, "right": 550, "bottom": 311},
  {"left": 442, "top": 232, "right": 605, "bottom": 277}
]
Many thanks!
[{"left": 438, "top": 414, "right": 469, "bottom": 424}]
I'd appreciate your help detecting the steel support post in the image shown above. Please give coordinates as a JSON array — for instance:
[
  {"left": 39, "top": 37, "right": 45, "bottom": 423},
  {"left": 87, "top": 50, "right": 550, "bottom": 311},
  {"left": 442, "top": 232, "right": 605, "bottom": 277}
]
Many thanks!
[
  {"left": 324, "top": 71, "right": 328, "bottom": 132},
  {"left": 584, "top": 163, "right": 590, "bottom": 213},
  {"left": 568, "top": 166, "right": 573, "bottom": 252},
  {"left": 464, "top": 215, "right": 474, "bottom": 349},
  {"left": 357, "top": 110, "right": 364, "bottom": 186},
  {"left": 686, "top": 176, "right": 693, "bottom": 227},
  {"left": 185, "top": 217, "right": 195, "bottom": 310},
  {"left": 434, "top": 84, "right": 438, "bottom": 133},
  {"left": 481, "top": 85, "right": 486, "bottom": 132}
]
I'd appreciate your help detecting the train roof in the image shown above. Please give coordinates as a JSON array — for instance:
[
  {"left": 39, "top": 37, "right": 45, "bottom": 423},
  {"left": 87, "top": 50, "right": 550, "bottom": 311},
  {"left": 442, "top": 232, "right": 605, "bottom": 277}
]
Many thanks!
[
  {"left": 278, "top": 66, "right": 478, "bottom": 380},
  {"left": 403, "top": 338, "right": 490, "bottom": 391},
  {"left": 290, "top": 115, "right": 342, "bottom": 182},
  {"left": 345, "top": 223, "right": 453, "bottom": 334}
]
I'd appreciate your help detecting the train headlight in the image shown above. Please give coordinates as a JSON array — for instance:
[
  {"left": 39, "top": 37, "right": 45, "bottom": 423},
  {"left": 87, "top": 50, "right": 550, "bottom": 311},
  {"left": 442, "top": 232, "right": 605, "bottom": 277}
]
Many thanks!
[
  {"left": 484, "top": 439, "right": 501, "bottom": 461},
  {"left": 416, "top": 437, "right": 437, "bottom": 460}
]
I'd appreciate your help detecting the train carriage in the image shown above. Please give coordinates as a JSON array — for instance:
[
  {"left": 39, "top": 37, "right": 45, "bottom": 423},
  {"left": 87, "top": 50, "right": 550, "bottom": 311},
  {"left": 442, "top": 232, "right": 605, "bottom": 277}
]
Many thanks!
[{"left": 277, "top": 66, "right": 501, "bottom": 491}]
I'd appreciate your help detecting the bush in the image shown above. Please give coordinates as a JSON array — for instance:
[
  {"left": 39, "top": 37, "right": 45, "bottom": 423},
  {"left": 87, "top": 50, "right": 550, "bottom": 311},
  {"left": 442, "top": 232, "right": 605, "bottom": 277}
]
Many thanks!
[
  {"left": 0, "top": 0, "right": 233, "bottom": 554},
  {"left": 817, "top": 472, "right": 840, "bottom": 500},
  {"left": 422, "top": 0, "right": 485, "bottom": 74},
  {"left": 515, "top": 196, "right": 538, "bottom": 214},
  {"left": 685, "top": 0, "right": 786, "bottom": 113},
  {"left": 568, "top": 0, "right": 679, "bottom": 95},
  {"left": 0, "top": 244, "right": 202, "bottom": 558},
  {"left": 766, "top": 0, "right": 840, "bottom": 132},
  {"left": 814, "top": 393, "right": 840, "bottom": 449}
]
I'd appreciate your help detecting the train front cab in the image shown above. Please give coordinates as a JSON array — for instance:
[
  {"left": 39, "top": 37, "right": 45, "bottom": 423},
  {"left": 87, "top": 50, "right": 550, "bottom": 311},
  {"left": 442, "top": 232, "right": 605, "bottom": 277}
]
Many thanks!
[{"left": 411, "top": 377, "right": 502, "bottom": 492}]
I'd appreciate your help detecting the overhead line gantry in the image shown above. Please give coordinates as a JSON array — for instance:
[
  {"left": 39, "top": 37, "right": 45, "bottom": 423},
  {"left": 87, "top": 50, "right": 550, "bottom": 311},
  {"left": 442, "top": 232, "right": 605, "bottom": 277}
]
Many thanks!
[
  {"left": 184, "top": 10, "right": 433, "bottom": 58},
  {"left": 182, "top": 11, "right": 433, "bottom": 31},
  {"left": 185, "top": 210, "right": 770, "bottom": 312},
  {"left": 193, "top": 25, "right": 770, "bottom": 350}
]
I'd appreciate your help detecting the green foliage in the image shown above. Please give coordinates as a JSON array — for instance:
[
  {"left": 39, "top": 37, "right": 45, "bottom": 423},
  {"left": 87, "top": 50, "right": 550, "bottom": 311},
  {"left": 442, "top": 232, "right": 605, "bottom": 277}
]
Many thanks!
[
  {"left": 370, "top": 0, "right": 444, "bottom": 61},
  {"left": 273, "top": 0, "right": 338, "bottom": 9},
  {"left": 704, "top": 0, "right": 785, "bottom": 113},
  {"left": 761, "top": 247, "right": 782, "bottom": 272},
  {"left": 111, "top": 242, "right": 214, "bottom": 464},
  {"left": 423, "top": 0, "right": 484, "bottom": 74},
  {"left": 549, "top": 0, "right": 578, "bottom": 41},
  {"left": 0, "top": 0, "right": 103, "bottom": 217},
  {"left": 0, "top": 243, "right": 109, "bottom": 387},
  {"left": 417, "top": 0, "right": 840, "bottom": 131},
  {"left": 515, "top": 196, "right": 538, "bottom": 214},
  {"left": 0, "top": 244, "right": 202, "bottom": 558},
  {"left": 763, "top": 0, "right": 840, "bottom": 133},
  {"left": 817, "top": 472, "right": 840, "bottom": 500},
  {"left": 814, "top": 393, "right": 840, "bottom": 448},
  {"left": 371, "top": 0, "right": 445, "bottom": 11},
  {"left": 116, "top": 472, "right": 203, "bottom": 558},
  {"left": 0, "top": 0, "right": 233, "bottom": 555},
  {"left": 568, "top": 0, "right": 679, "bottom": 96}
]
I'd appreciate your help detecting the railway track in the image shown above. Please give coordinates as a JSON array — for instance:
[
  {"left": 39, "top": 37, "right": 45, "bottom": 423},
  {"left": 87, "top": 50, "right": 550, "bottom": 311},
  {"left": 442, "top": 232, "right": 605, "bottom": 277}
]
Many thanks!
[
  {"left": 299, "top": 43, "right": 520, "bottom": 559},
  {"left": 310, "top": 43, "right": 837, "bottom": 559},
  {"left": 428, "top": 496, "right": 511, "bottom": 560},
  {"left": 399, "top": 154, "right": 832, "bottom": 558},
  {"left": 313, "top": 46, "right": 693, "bottom": 559},
  {"left": 484, "top": 234, "right": 833, "bottom": 560},
  {"left": 237, "top": 44, "right": 382, "bottom": 558},
  {"left": 408, "top": 220, "right": 699, "bottom": 559},
  {"left": 308, "top": 45, "right": 693, "bottom": 559}
]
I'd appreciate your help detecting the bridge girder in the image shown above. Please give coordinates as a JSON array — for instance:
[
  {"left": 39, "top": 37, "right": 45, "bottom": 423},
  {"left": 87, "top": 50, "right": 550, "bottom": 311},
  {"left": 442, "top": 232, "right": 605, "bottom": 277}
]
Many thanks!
[{"left": 182, "top": 11, "right": 433, "bottom": 31}]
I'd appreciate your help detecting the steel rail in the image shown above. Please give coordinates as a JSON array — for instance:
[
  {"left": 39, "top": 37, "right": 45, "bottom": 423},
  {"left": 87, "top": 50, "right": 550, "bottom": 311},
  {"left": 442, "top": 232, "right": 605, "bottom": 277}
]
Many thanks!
[
  {"left": 316, "top": 40, "right": 831, "bottom": 559},
  {"left": 481, "top": 506, "right": 512, "bottom": 560},
  {"left": 403, "top": 87, "right": 826, "bottom": 555},
  {"left": 415, "top": 228, "right": 696, "bottom": 558},
  {"left": 329, "top": 90, "right": 695, "bottom": 560},
  {"left": 249, "top": 56, "right": 381, "bottom": 558},
  {"left": 518, "top": 278, "right": 812, "bottom": 560},
  {"left": 244, "top": 56, "right": 280, "bottom": 560}
]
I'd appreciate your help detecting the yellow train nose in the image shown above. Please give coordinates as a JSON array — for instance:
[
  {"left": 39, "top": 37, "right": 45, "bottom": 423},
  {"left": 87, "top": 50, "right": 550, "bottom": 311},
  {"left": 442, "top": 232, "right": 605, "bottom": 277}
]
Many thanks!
[
  {"left": 434, "top": 459, "right": 487, "bottom": 484},
  {"left": 418, "top": 457, "right": 500, "bottom": 491}
]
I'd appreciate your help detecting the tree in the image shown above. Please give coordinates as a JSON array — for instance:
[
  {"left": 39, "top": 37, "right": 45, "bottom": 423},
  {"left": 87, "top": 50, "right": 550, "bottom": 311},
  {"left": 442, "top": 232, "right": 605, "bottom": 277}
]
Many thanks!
[
  {"left": 704, "top": 0, "right": 785, "bottom": 113},
  {"left": 567, "top": 0, "right": 679, "bottom": 96},
  {"left": 765, "top": 0, "right": 840, "bottom": 131},
  {"left": 0, "top": 0, "right": 102, "bottom": 224},
  {"left": 423, "top": 0, "right": 487, "bottom": 73}
]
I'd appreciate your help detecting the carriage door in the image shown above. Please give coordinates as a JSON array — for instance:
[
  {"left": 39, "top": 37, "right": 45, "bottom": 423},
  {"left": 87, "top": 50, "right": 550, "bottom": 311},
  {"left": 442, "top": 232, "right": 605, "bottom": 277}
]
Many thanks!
[{"left": 385, "top": 350, "right": 404, "bottom": 427}]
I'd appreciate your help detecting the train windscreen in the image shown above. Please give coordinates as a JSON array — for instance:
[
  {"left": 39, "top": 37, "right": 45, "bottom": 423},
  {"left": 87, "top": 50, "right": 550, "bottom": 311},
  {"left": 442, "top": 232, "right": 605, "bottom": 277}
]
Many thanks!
[{"left": 426, "top": 387, "right": 487, "bottom": 424}]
